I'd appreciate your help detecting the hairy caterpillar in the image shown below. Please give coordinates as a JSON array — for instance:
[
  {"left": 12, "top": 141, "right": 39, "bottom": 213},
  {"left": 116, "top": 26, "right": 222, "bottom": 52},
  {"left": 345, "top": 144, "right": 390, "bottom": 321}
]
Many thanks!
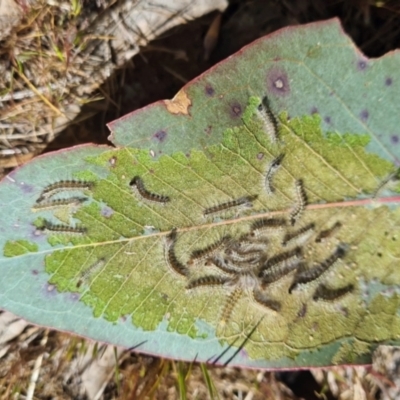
[
  {"left": 313, "top": 283, "right": 354, "bottom": 301},
  {"left": 282, "top": 223, "right": 315, "bottom": 246},
  {"left": 289, "top": 244, "right": 347, "bottom": 293},
  {"left": 32, "top": 197, "right": 86, "bottom": 212},
  {"left": 252, "top": 290, "right": 281, "bottom": 312},
  {"left": 187, "top": 275, "right": 229, "bottom": 289},
  {"left": 264, "top": 154, "right": 284, "bottom": 194},
  {"left": 250, "top": 217, "right": 287, "bottom": 237},
  {"left": 38, "top": 219, "right": 87, "bottom": 235},
  {"left": 256, "top": 96, "right": 279, "bottom": 143},
  {"left": 290, "top": 179, "right": 307, "bottom": 225},
  {"left": 189, "top": 236, "right": 231, "bottom": 265},
  {"left": 315, "top": 221, "right": 342, "bottom": 243},
  {"left": 77, "top": 258, "right": 106, "bottom": 288},
  {"left": 258, "top": 247, "right": 302, "bottom": 276},
  {"left": 37, "top": 180, "right": 94, "bottom": 203},
  {"left": 165, "top": 229, "right": 189, "bottom": 277},
  {"left": 203, "top": 195, "right": 257, "bottom": 216},
  {"left": 130, "top": 176, "right": 170, "bottom": 204}
]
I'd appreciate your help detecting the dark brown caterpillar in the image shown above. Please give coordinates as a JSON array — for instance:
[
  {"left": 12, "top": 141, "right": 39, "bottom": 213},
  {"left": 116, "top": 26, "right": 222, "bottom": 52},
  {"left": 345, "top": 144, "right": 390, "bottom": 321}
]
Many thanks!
[
  {"left": 258, "top": 247, "right": 302, "bottom": 276},
  {"left": 130, "top": 176, "right": 170, "bottom": 204},
  {"left": 37, "top": 180, "right": 94, "bottom": 203},
  {"left": 206, "top": 257, "right": 243, "bottom": 275},
  {"left": 189, "top": 236, "right": 231, "bottom": 265},
  {"left": 264, "top": 154, "right": 284, "bottom": 194},
  {"left": 230, "top": 234, "right": 269, "bottom": 253},
  {"left": 250, "top": 217, "right": 287, "bottom": 237},
  {"left": 260, "top": 261, "right": 303, "bottom": 286},
  {"left": 315, "top": 221, "right": 342, "bottom": 243},
  {"left": 313, "top": 283, "right": 354, "bottom": 301},
  {"left": 252, "top": 290, "right": 281, "bottom": 312},
  {"left": 289, "top": 244, "right": 347, "bottom": 293},
  {"left": 203, "top": 195, "right": 257, "bottom": 216},
  {"left": 257, "top": 96, "right": 279, "bottom": 143},
  {"left": 290, "top": 179, "right": 307, "bottom": 225},
  {"left": 38, "top": 219, "right": 87, "bottom": 234},
  {"left": 282, "top": 223, "right": 315, "bottom": 246},
  {"left": 165, "top": 229, "right": 189, "bottom": 277},
  {"left": 187, "top": 275, "right": 229, "bottom": 289}
]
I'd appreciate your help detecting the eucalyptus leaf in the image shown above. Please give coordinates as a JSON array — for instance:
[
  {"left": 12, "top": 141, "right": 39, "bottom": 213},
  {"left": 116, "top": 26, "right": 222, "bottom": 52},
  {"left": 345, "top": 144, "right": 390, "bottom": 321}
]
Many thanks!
[{"left": 1, "top": 18, "right": 399, "bottom": 369}]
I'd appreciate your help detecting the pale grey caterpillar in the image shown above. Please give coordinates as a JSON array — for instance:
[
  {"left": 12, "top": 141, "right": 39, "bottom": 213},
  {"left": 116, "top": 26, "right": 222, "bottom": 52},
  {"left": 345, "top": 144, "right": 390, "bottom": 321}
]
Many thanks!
[
  {"left": 256, "top": 96, "right": 279, "bottom": 143},
  {"left": 37, "top": 180, "right": 94, "bottom": 203},
  {"left": 32, "top": 197, "right": 86, "bottom": 212},
  {"left": 264, "top": 154, "right": 284, "bottom": 195},
  {"left": 77, "top": 258, "right": 106, "bottom": 288}
]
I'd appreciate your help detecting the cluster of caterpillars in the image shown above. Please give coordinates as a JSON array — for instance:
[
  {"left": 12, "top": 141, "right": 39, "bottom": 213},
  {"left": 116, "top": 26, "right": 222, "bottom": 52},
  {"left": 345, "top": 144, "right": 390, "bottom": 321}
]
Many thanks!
[
  {"left": 33, "top": 180, "right": 94, "bottom": 234},
  {"left": 165, "top": 215, "right": 352, "bottom": 324},
  {"left": 160, "top": 96, "right": 355, "bottom": 325},
  {"left": 34, "top": 95, "right": 356, "bottom": 328}
]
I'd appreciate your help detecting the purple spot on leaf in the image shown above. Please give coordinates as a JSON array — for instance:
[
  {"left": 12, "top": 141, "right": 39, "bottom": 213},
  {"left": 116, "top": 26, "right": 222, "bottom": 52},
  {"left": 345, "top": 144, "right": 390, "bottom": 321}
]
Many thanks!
[
  {"left": 185, "top": 152, "right": 191, "bottom": 158},
  {"left": 385, "top": 77, "right": 393, "bottom": 86},
  {"left": 32, "top": 269, "right": 39, "bottom": 275},
  {"left": 392, "top": 135, "right": 399, "bottom": 144},
  {"left": 20, "top": 183, "right": 35, "bottom": 194},
  {"left": 205, "top": 85, "right": 215, "bottom": 96},
  {"left": 257, "top": 152, "right": 264, "bottom": 160},
  {"left": 153, "top": 130, "right": 167, "bottom": 143},
  {"left": 311, "top": 107, "right": 318, "bottom": 115},
  {"left": 266, "top": 68, "right": 290, "bottom": 96},
  {"left": 229, "top": 102, "right": 242, "bottom": 118},
  {"left": 101, "top": 206, "right": 114, "bottom": 218},
  {"left": 324, "top": 116, "right": 332, "bottom": 124},
  {"left": 360, "top": 109, "right": 369, "bottom": 121},
  {"left": 357, "top": 59, "right": 367, "bottom": 71}
]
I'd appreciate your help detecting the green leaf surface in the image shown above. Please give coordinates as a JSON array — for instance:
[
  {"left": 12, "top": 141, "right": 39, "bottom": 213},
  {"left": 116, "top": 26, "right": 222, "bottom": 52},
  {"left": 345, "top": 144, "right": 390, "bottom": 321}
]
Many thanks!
[{"left": 0, "top": 18, "right": 399, "bottom": 369}]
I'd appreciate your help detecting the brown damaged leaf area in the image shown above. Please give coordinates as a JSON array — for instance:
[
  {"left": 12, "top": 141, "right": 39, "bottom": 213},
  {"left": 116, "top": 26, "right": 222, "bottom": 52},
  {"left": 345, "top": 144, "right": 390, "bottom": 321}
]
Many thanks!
[{"left": 164, "top": 89, "right": 192, "bottom": 115}]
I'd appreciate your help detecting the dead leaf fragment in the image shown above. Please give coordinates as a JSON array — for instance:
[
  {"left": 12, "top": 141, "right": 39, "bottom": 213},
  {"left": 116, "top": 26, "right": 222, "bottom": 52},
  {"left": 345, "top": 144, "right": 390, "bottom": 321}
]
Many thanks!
[{"left": 164, "top": 89, "right": 192, "bottom": 115}]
